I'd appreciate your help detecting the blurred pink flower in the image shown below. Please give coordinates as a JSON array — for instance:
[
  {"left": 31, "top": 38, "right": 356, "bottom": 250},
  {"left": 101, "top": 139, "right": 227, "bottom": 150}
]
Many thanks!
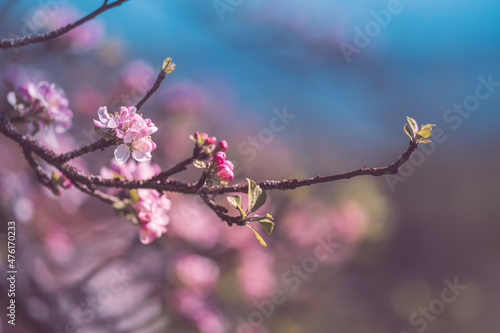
[
  {"left": 135, "top": 189, "right": 171, "bottom": 244},
  {"left": 46, "top": 7, "right": 104, "bottom": 52},
  {"left": 158, "top": 82, "right": 208, "bottom": 115},
  {"left": 330, "top": 200, "right": 368, "bottom": 244},
  {"left": 120, "top": 59, "right": 155, "bottom": 90},
  {"left": 100, "top": 160, "right": 170, "bottom": 244},
  {"left": 168, "top": 196, "right": 221, "bottom": 249},
  {"left": 238, "top": 250, "right": 275, "bottom": 300},
  {"left": 174, "top": 290, "right": 227, "bottom": 333},
  {"left": 8, "top": 80, "right": 73, "bottom": 134},
  {"left": 175, "top": 253, "right": 220, "bottom": 291}
]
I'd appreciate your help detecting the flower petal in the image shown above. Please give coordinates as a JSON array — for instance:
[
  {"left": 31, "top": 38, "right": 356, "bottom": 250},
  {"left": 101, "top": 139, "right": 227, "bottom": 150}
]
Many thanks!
[
  {"left": 107, "top": 117, "right": 120, "bottom": 128},
  {"left": 114, "top": 144, "right": 131, "bottom": 164},
  {"left": 97, "top": 107, "right": 110, "bottom": 123},
  {"left": 93, "top": 119, "right": 106, "bottom": 128},
  {"left": 6, "top": 91, "right": 17, "bottom": 106},
  {"left": 132, "top": 150, "right": 151, "bottom": 162}
]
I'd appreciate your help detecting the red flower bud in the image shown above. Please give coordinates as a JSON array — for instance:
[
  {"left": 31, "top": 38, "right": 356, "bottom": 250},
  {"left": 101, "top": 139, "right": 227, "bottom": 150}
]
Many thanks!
[
  {"left": 206, "top": 136, "right": 217, "bottom": 145},
  {"left": 216, "top": 164, "right": 234, "bottom": 182},
  {"left": 217, "top": 140, "right": 228, "bottom": 151},
  {"left": 212, "top": 151, "right": 226, "bottom": 165},
  {"left": 222, "top": 160, "right": 234, "bottom": 171}
]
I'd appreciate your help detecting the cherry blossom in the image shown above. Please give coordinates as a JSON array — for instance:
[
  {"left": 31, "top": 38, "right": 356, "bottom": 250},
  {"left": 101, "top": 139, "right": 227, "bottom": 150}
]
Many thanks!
[
  {"left": 93, "top": 106, "right": 158, "bottom": 164},
  {"left": 7, "top": 80, "right": 73, "bottom": 134}
]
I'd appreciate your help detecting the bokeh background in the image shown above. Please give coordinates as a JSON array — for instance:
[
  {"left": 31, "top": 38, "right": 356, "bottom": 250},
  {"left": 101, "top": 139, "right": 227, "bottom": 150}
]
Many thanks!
[{"left": 1, "top": 0, "right": 499, "bottom": 332}]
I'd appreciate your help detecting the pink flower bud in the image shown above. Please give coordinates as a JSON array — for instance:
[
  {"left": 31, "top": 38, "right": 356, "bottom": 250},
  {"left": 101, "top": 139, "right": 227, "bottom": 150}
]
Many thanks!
[
  {"left": 193, "top": 131, "right": 199, "bottom": 139},
  {"left": 206, "top": 136, "right": 217, "bottom": 145},
  {"left": 222, "top": 160, "right": 234, "bottom": 171},
  {"left": 200, "top": 132, "right": 208, "bottom": 142},
  {"left": 217, "top": 140, "right": 228, "bottom": 151},
  {"left": 216, "top": 164, "right": 234, "bottom": 182},
  {"left": 212, "top": 151, "right": 226, "bottom": 165}
]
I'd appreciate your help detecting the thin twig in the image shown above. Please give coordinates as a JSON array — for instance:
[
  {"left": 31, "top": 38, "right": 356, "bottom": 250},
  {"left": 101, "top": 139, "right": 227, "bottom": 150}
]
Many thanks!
[
  {"left": 150, "top": 157, "right": 194, "bottom": 181},
  {"left": 135, "top": 71, "right": 166, "bottom": 111},
  {"left": 0, "top": 0, "right": 129, "bottom": 50}
]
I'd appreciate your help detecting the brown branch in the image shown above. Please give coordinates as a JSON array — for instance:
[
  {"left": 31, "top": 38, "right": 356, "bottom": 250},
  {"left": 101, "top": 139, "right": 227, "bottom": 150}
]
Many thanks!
[
  {"left": 0, "top": 0, "right": 128, "bottom": 50},
  {"left": 150, "top": 146, "right": 206, "bottom": 181},
  {"left": 135, "top": 71, "right": 166, "bottom": 111},
  {"left": 198, "top": 193, "right": 241, "bottom": 226},
  {"left": 150, "top": 157, "right": 194, "bottom": 181},
  {"left": 3, "top": 107, "right": 423, "bottom": 230},
  {"left": 2, "top": 111, "right": 420, "bottom": 196},
  {"left": 55, "top": 138, "right": 115, "bottom": 164},
  {"left": 207, "top": 141, "right": 419, "bottom": 194},
  {"left": 22, "top": 148, "right": 59, "bottom": 195}
]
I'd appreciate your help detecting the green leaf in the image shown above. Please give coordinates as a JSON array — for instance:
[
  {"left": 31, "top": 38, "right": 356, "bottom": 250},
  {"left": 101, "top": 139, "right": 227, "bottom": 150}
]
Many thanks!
[
  {"left": 259, "top": 218, "right": 274, "bottom": 235},
  {"left": 227, "top": 195, "right": 246, "bottom": 217},
  {"left": 416, "top": 124, "right": 436, "bottom": 139},
  {"left": 94, "top": 127, "right": 116, "bottom": 140},
  {"left": 242, "top": 213, "right": 273, "bottom": 222},
  {"left": 193, "top": 159, "right": 206, "bottom": 169},
  {"left": 112, "top": 201, "right": 126, "bottom": 210},
  {"left": 403, "top": 123, "right": 413, "bottom": 139},
  {"left": 247, "top": 224, "right": 267, "bottom": 247},
  {"left": 129, "top": 189, "right": 140, "bottom": 203},
  {"left": 246, "top": 178, "right": 267, "bottom": 214},
  {"left": 162, "top": 57, "right": 176, "bottom": 74},
  {"left": 406, "top": 116, "right": 419, "bottom": 137}
]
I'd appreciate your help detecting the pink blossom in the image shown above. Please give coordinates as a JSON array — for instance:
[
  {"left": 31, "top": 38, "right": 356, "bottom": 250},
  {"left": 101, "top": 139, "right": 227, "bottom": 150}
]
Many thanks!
[
  {"left": 8, "top": 80, "right": 73, "bottom": 133},
  {"left": 101, "top": 160, "right": 170, "bottom": 244},
  {"left": 212, "top": 152, "right": 226, "bottom": 165},
  {"left": 94, "top": 106, "right": 158, "bottom": 164},
  {"left": 93, "top": 106, "right": 135, "bottom": 129},
  {"left": 216, "top": 164, "right": 234, "bottom": 182},
  {"left": 134, "top": 189, "right": 170, "bottom": 244}
]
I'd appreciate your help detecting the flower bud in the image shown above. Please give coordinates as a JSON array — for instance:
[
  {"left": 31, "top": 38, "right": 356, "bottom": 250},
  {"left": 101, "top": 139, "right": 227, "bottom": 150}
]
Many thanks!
[
  {"left": 212, "top": 151, "right": 226, "bottom": 165},
  {"left": 217, "top": 140, "right": 228, "bottom": 151},
  {"left": 206, "top": 136, "right": 217, "bottom": 145},
  {"left": 216, "top": 164, "right": 234, "bottom": 182},
  {"left": 193, "top": 131, "right": 199, "bottom": 139},
  {"left": 222, "top": 160, "right": 234, "bottom": 171},
  {"left": 200, "top": 132, "right": 208, "bottom": 142}
]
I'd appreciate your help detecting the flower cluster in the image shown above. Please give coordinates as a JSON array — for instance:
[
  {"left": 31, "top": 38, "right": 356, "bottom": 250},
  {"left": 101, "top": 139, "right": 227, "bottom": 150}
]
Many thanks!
[
  {"left": 101, "top": 160, "right": 170, "bottom": 244},
  {"left": 192, "top": 131, "right": 227, "bottom": 154},
  {"left": 191, "top": 132, "right": 234, "bottom": 184},
  {"left": 212, "top": 152, "right": 234, "bottom": 182},
  {"left": 94, "top": 106, "right": 158, "bottom": 164},
  {"left": 7, "top": 80, "right": 73, "bottom": 134}
]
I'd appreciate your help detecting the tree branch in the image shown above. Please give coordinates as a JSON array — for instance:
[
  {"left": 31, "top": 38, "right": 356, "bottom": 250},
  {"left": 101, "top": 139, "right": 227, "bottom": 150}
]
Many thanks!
[
  {"left": 55, "top": 138, "right": 115, "bottom": 164},
  {"left": 208, "top": 141, "right": 419, "bottom": 194},
  {"left": 135, "top": 71, "right": 166, "bottom": 111},
  {"left": 0, "top": 0, "right": 129, "bottom": 50}
]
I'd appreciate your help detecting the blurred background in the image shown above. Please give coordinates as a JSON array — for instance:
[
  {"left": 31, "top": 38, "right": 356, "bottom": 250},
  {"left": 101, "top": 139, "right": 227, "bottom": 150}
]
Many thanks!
[{"left": 1, "top": 0, "right": 499, "bottom": 332}]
